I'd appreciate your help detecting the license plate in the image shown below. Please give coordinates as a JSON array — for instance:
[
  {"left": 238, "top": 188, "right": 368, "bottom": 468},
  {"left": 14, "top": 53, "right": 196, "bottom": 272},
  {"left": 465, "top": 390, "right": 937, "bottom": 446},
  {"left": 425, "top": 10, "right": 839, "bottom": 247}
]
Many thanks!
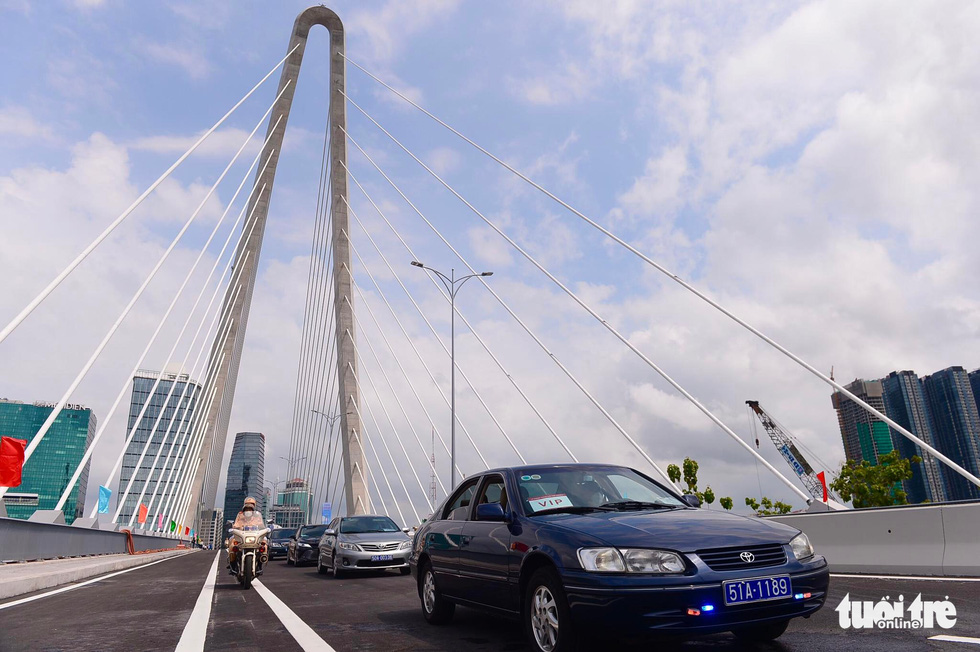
[
  {"left": 371, "top": 554, "right": 393, "bottom": 562},
  {"left": 723, "top": 575, "right": 792, "bottom": 605}
]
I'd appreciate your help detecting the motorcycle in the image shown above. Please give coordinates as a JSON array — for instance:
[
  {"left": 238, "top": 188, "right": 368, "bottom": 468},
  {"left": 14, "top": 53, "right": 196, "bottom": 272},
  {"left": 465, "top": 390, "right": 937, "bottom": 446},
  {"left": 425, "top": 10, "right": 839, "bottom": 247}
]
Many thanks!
[{"left": 228, "top": 526, "right": 270, "bottom": 589}]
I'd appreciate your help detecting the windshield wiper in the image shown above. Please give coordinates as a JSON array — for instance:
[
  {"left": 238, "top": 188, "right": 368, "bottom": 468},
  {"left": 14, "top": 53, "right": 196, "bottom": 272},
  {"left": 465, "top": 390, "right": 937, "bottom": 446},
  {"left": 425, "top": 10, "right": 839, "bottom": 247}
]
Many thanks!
[
  {"left": 529, "top": 505, "right": 614, "bottom": 516},
  {"left": 600, "top": 501, "right": 680, "bottom": 511}
]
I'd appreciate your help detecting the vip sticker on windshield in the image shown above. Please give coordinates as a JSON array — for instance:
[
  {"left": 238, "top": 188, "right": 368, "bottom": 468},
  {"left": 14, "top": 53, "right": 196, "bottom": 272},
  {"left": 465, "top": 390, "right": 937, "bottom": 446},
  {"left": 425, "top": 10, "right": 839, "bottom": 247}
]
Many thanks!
[
  {"left": 530, "top": 474, "right": 541, "bottom": 480},
  {"left": 529, "top": 494, "right": 572, "bottom": 512},
  {"left": 521, "top": 475, "right": 533, "bottom": 481}
]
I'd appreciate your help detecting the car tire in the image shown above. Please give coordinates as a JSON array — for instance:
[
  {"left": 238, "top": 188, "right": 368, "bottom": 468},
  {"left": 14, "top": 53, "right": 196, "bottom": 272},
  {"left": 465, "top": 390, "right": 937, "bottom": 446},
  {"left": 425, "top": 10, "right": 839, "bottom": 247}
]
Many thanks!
[
  {"left": 732, "top": 619, "right": 789, "bottom": 642},
  {"left": 317, "top": 557, "right": 328, "bottom": 575},
  {"left": 333, "top": 553, "right": 347, "bottom": 579},
  {"left": 419, "top": 560, "right": 454, "bottom": 625},
  {"left": 400, "top": 567, "right": 411, "bottom": 576},
  {"left": 524, "top": 567, "right": 575, "bottom": 652}
]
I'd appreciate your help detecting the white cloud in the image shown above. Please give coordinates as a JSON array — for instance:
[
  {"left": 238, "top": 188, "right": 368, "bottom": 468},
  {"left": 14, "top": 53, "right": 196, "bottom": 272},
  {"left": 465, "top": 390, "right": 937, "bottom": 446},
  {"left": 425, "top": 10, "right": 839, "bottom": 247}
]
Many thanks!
[
  {"left": 347, "top": 0, "right": 460, "bottom": 65},
  {"left": 0, "top": 106, "right": 56, "bottom": 142},
  {"left": 143, "top": 41, "right": 211, "bottom": 80},
  {"left": 425, "top": 146, "right": 461, "bottom": 176}
]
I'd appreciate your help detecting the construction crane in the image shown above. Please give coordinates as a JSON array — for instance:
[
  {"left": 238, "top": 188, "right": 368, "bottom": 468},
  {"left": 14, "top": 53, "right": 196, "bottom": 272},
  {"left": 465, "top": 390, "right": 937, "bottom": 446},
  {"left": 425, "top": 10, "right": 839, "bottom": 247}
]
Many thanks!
[{"left": 746, "top": 400, "right": 839, "bottom": 503}]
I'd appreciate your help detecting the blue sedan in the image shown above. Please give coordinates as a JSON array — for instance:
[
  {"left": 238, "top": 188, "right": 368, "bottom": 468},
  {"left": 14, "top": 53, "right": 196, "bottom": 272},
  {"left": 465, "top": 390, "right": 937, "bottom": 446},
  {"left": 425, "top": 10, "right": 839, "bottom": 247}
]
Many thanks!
[{"left": 409, "top": 464, "right": 829, "bottom": 652}]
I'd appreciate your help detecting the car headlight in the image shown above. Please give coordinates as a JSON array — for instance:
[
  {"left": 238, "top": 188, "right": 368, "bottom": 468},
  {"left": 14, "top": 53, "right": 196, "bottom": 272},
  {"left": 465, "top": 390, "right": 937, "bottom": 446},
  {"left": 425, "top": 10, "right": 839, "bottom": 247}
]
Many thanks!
[
  {"left": 244, "top": 536, "right": 256, "bottom": 544},
  {"left": 577, "top": 548, "right": 626, "bottom": 572},
  {"left": 339, "top": 542, "right": 361, "bottom": 552},
  {"left": 790, "top": 533, "right": 814, "bottom": 560},
  {"left": 399, "top": 540, "right": 412, "bottom": 550},
  {"left": 298, "top": 542, "right": 311, "bottom": 548},
  {"left": 578, "top": 547, "right": 686, "bottom": 573},
  {"left": 620, "top": 548, "right": 686, "bottom": 573}
]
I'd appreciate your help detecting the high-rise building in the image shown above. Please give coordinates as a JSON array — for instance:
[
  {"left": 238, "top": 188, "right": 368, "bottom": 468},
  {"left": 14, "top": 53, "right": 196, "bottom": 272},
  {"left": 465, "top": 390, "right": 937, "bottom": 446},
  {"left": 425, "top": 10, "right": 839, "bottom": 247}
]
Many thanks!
[
  {"left": 0, "top": 399, "right": 96, "bottom": 523},
  {"left": 117, "top": 370, "right": 201, "bottom": 526},
  {"left": 922, "top": 366, "right": 980, "bottom": 501},
  {"left": 880, "top": 371, "right": 947, "bottom": 503},
  {"left": 222, "top": 432, "right": 266, "bottom": 537},
  {"left": 199, "top": 508, "right": 224, "bottom": 549},
  {"left": 832, "top": 379, "right": 894, "bottom": 464},
  {"left": 269, "top": 478, "right": 310, "bottom": 529}
]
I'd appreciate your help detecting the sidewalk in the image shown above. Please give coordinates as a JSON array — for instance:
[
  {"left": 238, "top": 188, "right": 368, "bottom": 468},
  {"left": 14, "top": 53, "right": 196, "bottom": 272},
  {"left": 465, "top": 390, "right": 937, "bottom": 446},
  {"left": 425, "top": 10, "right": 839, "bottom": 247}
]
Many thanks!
[{"left": 0, "top": 549, "right": 194, "bottom": 600}]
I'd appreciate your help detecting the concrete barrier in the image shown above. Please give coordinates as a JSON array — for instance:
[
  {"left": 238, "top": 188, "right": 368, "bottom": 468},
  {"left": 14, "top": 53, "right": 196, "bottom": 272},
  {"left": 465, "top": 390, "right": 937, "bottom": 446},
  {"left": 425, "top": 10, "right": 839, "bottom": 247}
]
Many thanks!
[
  {"left": 0, "top": 516, "right": 185, "bottom": 562},
  {"left": 767, "top": 500, "right": 980, "bottom": 577}
]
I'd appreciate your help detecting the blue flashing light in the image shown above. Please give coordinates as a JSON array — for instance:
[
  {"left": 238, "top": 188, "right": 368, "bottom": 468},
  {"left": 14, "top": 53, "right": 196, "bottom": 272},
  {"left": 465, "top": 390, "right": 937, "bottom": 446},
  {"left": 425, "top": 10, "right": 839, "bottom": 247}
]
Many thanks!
[
  {"left": 701, "top": 604, "right": 715, "bottom": 612},
  {"left": 794, "top": 593, "right": 804, "bottom": 600}
]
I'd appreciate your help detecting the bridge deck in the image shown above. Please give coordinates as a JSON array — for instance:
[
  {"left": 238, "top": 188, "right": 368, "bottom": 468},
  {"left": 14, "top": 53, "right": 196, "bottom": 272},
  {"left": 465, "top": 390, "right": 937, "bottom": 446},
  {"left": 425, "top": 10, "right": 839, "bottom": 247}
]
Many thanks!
[{"left": 0, "top": 550, "right": 976, "bottom": 651}]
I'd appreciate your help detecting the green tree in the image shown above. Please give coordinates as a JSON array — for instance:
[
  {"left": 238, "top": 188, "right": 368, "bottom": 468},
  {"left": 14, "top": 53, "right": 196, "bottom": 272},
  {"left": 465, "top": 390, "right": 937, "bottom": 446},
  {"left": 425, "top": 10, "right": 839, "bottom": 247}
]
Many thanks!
[
  {"left": 666, "top": 457, "right": 730, "bottom": 508},
  {"left": 744, "top": 496, "right": 793, "bottom": 515},
  {"left": 719, "top": 496, "right": 733, "bottom": 511},
  {"left": 829, "top": 450, "right": 920, "bottom": 508}
]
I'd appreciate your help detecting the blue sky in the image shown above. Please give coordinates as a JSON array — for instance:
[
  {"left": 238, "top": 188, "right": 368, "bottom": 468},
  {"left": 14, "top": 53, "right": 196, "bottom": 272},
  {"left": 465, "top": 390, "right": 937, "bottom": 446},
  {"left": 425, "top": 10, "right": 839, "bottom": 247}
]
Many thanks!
[{"left": 2, "top": 0, "right": 979, "bottom": 521}]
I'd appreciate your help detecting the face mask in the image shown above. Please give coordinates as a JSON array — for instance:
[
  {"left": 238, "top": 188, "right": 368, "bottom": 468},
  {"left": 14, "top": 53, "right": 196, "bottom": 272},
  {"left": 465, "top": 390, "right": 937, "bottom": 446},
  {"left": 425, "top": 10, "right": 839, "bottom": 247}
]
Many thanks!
[{"left": 244, "top": 508, "right": 253, "bottom": 513}]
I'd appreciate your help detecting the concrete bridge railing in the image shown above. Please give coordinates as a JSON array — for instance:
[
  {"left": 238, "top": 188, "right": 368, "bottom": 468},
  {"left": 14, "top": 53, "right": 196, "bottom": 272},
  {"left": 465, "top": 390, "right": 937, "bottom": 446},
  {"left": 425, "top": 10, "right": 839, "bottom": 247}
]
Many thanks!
[
  {"left": 768, "top": 500, "right": 980, "bottom": 577},
  {"left": 0, "top": 517, "right": 185, "bottom": 563}
]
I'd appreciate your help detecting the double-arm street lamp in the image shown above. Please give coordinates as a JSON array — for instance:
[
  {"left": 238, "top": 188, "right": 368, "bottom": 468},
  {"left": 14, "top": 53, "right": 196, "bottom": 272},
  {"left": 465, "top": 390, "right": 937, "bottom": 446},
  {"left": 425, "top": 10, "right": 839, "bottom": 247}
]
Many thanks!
[
  {"left": 311, "top": 409, "right": 341, "bottom": 516},
  {"left": 411, "top": 261, "right": 493, "bottom": 490}
]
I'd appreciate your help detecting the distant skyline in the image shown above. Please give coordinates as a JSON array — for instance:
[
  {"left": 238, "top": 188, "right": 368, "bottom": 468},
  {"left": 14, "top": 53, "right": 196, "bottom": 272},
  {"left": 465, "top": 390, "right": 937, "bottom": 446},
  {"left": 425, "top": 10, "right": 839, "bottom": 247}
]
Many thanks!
[{"left": 2, "top": 1, "right": 980, "bottom": 517}]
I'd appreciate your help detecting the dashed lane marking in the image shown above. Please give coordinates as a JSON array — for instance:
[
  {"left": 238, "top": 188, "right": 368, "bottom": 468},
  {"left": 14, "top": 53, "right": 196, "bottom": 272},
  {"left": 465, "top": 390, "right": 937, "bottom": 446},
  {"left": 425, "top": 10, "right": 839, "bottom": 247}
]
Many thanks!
[
  {"left": 929, "top": 635, "right": 980, "bottom": 645},
  {"left": 253, "top": 578, "right": 336, "bottom": 651},
  {"left": 174, "top": 551, "right": 220, "bottom": 652}
]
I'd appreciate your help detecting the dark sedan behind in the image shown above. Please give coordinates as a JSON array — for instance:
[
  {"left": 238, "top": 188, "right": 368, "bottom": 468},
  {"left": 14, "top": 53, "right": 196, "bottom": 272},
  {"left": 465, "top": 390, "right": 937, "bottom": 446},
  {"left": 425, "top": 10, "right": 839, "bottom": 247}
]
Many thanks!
[
  {"left": 267, "top": 528, "right": 294, "bottom": 560},
  {"left": 287, "top": 524, "right": 328, "bottom": 566}
]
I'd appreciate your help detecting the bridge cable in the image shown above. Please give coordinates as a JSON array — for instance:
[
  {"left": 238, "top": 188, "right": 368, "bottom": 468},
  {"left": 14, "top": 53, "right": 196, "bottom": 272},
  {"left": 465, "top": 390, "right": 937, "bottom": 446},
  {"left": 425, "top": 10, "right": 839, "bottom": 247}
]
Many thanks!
[
  {"left": 349, "top": 392, "right": 399, "bottom": 521},
  {"left": 0, "top": 43, "right": 301, "bottom": 347},
  {"left": 340, "top": 260, "right": 486, "bottom": 471},
  {"left": 344, "top": 102, "right": 812, "bottom": 501},
  {"left": 343, "top": 178, "right": 577, "bottom": 463},
  {"left": 345, "top": 313, "right": 437, "bottom": 513},
  {"left": 104, "top": 172, "right": 275, "bottom": 521},
  {"left": 344, "top": 342, "right": 425, "bottom": 523},
  {"left": 349, "top": 421, "right": 380, "bottom": 515},
  {"left": 341, "top": 127, "right": 679, "bottom": 491},
  {"left": 344, "top": 204, "right": 528, "bottom": 465},
  {"left": 343, "top": 58, "right": 980, "bottom": 492}
]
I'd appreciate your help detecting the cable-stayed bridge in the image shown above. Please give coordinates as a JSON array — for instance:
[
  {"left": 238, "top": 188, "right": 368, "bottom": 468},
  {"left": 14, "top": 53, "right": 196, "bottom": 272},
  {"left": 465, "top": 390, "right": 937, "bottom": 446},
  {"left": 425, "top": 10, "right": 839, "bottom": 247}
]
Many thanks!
[{"left": 0, "top": 6, "right": 978, "bottom": 651}]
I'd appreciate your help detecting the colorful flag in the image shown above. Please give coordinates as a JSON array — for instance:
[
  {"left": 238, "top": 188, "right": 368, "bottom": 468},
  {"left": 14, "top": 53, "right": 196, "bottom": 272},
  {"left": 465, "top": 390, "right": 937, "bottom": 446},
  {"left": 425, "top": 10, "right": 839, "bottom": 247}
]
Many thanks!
[
  {"left": 184, "top": 526, "right": 189, "bottom": 535},
  {"left": 169, "top": 520, "right": 176, "bottom": 532},
  {"left": 98, "top": 486, "right": 111, "bottom": 514},
  {"left": 0, "top": 436, "right": 27, "bottom": 488},
  {"left": 191, "top": 529, "right": 195, "bottom": 539},
  {"left": 816, "top": 471, "right": 828, "bottom": 502},
  {"left": 137, "top": 503, "right": 148, "bottom": 524}
]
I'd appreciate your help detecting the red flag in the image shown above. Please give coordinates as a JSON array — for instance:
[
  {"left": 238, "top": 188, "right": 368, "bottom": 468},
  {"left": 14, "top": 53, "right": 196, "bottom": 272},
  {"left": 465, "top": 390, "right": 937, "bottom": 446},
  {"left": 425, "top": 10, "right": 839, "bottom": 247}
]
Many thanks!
[
  {"left": 816, "top": 471, "right": 828, "bottom": 502},
  {"left": 138, "top": 503, "right": 148, "bottom": 524},
  {"left": 184, "top": 526, "right": 189, "bottom": 535},
  {"left": 0, "top": 437, "right": 27, "bottom": 487}
]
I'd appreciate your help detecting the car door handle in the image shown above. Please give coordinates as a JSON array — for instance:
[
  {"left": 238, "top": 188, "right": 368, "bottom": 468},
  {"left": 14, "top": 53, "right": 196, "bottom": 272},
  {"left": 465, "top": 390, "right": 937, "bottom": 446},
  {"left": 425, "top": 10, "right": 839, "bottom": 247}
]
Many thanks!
[{"left": 460, "top": 535, "right": 472, "bottom": 547}]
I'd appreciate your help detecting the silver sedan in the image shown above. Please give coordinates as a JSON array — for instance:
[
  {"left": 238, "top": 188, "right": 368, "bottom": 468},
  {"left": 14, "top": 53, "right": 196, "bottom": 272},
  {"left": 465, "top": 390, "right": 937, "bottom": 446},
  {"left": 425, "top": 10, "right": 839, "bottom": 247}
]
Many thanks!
[{"left": 317, "top": 515, "right": 413, "bottom": 578}]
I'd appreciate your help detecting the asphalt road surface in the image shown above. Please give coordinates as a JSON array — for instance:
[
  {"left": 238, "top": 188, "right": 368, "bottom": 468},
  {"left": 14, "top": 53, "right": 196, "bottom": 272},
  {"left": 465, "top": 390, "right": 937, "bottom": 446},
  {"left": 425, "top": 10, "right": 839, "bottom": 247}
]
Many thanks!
[{"left": 0, "top": 550, "right": 977, "bottom": 651}]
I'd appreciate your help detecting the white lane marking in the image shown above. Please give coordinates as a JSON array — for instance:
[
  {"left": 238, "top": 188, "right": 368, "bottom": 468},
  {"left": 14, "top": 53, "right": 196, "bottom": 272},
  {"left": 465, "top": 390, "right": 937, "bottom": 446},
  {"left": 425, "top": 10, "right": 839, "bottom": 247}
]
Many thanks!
[
  {"left": 831, "top": 573, "right": 980, "bottom": 582},
  {"left": 0, "top": 551, "right": 193, "bottom": 611},
  {"left": 929, "top": 635, "right": 980, "bottom": 645},
  {"left": 253, "top": 578, "right": 336, "bottom": 652},
  {"left": 174, "top": 551, "right": 221, "bottom": 652}
]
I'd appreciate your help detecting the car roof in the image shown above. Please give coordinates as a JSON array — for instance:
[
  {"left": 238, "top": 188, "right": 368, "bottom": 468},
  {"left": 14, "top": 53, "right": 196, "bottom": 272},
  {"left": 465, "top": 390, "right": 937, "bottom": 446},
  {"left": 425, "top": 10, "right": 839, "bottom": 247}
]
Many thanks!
[
  {"left": 340, "top": 514, "right": 391, "bottom": 519},
  {"left": 479, "top": 463, "right": 633, "bottom": 476}
]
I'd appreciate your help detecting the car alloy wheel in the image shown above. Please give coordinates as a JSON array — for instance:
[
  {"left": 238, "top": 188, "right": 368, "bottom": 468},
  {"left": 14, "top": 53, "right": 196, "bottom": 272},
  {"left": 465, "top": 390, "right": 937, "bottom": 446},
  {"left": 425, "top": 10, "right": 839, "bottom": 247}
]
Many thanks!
[
  {"left": 531, "top": 585, "right": 559, "bottom": 651},
  {"left": 423, "top": 571, "right": 436, "bottom": 613},
  {"left": 419, "top": 561, "right": 454, "bottom": 625}
]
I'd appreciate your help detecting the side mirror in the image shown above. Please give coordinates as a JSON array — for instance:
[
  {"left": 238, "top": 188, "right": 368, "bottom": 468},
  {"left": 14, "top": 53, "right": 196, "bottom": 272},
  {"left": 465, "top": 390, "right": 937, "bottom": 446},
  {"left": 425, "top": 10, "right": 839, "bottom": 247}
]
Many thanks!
[
  {"left": 476, "top": 503, "right": 507, "bottom": 522},
  {"left": 402, "top": 528, "right": 410, "bottom": 534},
  {"left": 681, "top": 494, "right": 701, "bottom": 508},
  {"left": 325, "top": 529, "right": 336, "bottom": 536}
]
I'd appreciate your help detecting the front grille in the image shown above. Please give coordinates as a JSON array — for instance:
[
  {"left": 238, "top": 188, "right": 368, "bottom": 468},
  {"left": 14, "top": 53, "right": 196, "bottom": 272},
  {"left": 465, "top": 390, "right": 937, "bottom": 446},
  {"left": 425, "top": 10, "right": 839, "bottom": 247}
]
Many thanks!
[
  {"left": 696, "top": 543, "right": 786, "bottom": 571},
  {"left": 359, "top": 542, "right": 400, "bottom": 552},
  {"left": 356, "top": 558, "right": 405, "bottom": 568}
]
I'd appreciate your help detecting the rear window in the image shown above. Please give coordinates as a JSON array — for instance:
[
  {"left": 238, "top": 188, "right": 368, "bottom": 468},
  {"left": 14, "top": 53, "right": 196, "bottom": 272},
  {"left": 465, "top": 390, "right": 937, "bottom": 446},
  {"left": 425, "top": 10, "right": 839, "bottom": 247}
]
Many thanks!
[{"left": 270, "top": 529, "right": 294, "bottom": 540}]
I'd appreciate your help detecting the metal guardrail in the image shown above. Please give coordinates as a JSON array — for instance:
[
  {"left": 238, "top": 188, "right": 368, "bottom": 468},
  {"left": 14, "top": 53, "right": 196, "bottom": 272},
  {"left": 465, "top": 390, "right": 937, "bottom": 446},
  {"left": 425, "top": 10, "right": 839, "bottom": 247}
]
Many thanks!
[
  {"left": 768, "top": 500, "right": 980, "bottom": 577},
  {"left": 0, "top": 517, "right": 184, "bottom": 562}
]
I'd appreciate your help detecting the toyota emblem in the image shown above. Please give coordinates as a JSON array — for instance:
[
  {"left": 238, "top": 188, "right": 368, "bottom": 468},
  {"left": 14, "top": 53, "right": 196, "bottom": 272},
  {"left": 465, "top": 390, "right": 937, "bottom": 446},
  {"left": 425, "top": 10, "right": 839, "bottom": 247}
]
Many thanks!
[{"left": 739, "top": 551, "right": 755, "bottom": 563}]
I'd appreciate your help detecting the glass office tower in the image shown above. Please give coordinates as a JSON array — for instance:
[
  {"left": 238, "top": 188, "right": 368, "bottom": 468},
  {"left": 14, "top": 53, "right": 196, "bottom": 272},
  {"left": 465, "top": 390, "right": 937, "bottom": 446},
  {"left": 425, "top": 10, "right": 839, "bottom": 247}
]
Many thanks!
[
  {"left": 0, "top": 398, "right": 95, "bottom": 523},
  {"left": 832, "top": 379, "right": 894, "bottom": 464},
  {"left": 922, "top": 366, "right": 980, "bottom": 501},
  {"left": 222, "top": 432, "right": 266, "bottom": 537},
  {"left": 117, "top": 370, "right": 201, "bottom": 525}
]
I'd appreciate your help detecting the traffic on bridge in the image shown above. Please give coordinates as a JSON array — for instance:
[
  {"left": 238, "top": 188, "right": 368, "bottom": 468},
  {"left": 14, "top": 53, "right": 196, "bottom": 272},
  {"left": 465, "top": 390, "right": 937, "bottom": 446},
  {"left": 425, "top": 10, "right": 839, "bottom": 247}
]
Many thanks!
[{"left": 2, "top": 2, "right": 979, "bottom": 651}]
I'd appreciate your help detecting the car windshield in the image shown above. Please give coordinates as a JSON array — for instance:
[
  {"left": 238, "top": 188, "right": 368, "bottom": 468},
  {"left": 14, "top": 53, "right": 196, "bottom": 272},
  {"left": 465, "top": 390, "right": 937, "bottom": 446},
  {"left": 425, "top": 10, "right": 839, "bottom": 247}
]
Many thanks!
[
  {"left": 516, "top": 466, "right": 685, "bottom": 515},
  {"left": 270, "top": 529, "right": 294, "bottom": 540},
  {"left": 300, "top": 525, "right": 328, "bottom": 538},
  {"left": 340, "top": 516, "right": 401, "bottom": 534}
]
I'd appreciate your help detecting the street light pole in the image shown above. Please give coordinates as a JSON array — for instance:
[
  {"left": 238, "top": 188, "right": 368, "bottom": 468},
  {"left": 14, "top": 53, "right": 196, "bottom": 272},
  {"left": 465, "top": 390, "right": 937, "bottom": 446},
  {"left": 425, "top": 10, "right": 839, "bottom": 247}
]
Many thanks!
[
  {"left": 411, "top": 261, "right": 493, "bottom": 490},
  {"left": 311, "top": 408, "right": 341, "bottom": 520}
]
